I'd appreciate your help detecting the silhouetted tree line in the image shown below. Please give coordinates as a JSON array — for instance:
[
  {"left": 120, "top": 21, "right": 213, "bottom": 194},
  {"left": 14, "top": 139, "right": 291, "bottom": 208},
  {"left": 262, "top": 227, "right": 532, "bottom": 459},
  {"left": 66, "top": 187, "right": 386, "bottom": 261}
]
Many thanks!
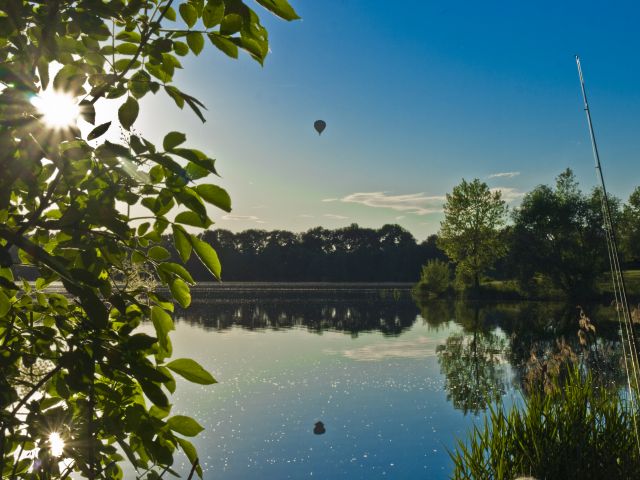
[{"left": 166, "top": 224, "right": 446, "bottom": 282}]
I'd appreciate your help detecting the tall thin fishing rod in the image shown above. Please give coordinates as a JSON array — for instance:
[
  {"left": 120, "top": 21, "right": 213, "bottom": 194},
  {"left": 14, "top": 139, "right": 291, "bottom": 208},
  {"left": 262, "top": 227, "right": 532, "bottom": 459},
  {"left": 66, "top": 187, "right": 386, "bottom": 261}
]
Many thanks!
[
  {"left": 576, "top": 55, "right": 635, "bottom": 334},
  {"left": 576, "top": 55, "right": 640, "bottom": 452}
]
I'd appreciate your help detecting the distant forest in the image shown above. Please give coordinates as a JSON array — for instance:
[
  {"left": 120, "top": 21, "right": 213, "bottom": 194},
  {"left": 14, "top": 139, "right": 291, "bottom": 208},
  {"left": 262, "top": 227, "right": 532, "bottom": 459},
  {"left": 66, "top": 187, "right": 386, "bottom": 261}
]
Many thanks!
[{"left": 171, "top": 224, "right": 446, "bottom": 282}]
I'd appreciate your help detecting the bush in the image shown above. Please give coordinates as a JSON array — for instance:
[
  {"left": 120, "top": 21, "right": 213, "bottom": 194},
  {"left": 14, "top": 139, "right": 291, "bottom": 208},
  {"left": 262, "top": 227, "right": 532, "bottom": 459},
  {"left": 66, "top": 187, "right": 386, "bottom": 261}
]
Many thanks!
[
  {"left": 450, "top": 369, "right": 640, "bottom": 479},
  {"left": 415, "top": 259, "right": 450, "bottom": 297}
]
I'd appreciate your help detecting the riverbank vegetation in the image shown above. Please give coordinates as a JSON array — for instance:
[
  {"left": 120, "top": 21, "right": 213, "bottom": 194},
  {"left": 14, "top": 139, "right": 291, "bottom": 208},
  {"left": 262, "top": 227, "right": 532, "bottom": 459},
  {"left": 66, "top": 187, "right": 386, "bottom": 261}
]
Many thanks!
[
  {"left": 450, "top": 369, "right": 640, "bottom": 479},
  {"left": 415, "top": 169, "right": 640, "bottom": 301},
  {"left": 450, "top": 309, "right": 640, "bottom": 479}
]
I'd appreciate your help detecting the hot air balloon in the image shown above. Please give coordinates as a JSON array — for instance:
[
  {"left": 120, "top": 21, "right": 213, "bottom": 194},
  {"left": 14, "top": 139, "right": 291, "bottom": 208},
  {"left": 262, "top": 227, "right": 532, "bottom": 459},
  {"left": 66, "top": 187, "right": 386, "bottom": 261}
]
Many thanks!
[{"left": 314, "top": 120, "right": 326, "bottom": 135}]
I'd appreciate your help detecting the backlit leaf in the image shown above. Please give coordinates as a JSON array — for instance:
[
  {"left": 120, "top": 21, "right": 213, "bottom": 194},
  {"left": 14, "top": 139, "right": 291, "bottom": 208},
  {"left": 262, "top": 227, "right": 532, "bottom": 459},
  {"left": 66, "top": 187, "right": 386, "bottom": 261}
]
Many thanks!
[
  {"left": 167, "top": 415, "right": 204, "bottom": 436},
  {"left": 166, "top": 358, "right": 216, "bottom": 385},
  {"left": 163, "top": 131, "right": 186, "bottom": 151},
  {"left": 87, "top": 121, "right": 111, "bottom": 140},
  {"left": 191, "top": 235, "right": 222, "bottom": 280},
  {"left": 169, "top": 277, "right": 191, "bottom": 308},
  {"left": 195, "top": 184, "right": 231, "bottom": 212},
  {"left": 0, "top": 290, "right": 10, "bottom": 316},
  {"left": 179, "top": 3, "right": 198, "bottom": 28},
  {"left": 255, "top": 0, "right": 301, "bottom": 20},
  {"left": 118, "top": 96, "right": 139, "bottom": 130},
  {"left": 172, "top": 225, "right": 192, "bottom": 263},
  {"left": 203, "top": 0, "right": 224, "bottom": 28},
  {"left": 151, "top": 306, "right": 174, "bottom": 352},
  {"left": 187, "top": 32, "right": 205, "bottom": 55}
]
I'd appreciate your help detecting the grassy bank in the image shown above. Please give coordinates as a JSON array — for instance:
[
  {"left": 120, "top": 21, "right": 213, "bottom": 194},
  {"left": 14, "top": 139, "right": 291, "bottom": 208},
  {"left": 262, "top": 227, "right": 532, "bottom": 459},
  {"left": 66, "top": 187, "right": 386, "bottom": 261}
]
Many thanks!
[{"left": 414, "top": 270, "right": 640, "bottom": 302}]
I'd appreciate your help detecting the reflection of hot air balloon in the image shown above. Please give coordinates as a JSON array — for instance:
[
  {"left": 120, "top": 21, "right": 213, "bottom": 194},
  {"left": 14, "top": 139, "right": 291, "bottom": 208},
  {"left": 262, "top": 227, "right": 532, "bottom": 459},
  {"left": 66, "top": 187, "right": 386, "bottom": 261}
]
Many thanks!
[
  {"left": 314, "top": 120, "right": 326, "bottom": 135},
  {"left": 313, "top": 421, "right": 326, "bottom": 435}
]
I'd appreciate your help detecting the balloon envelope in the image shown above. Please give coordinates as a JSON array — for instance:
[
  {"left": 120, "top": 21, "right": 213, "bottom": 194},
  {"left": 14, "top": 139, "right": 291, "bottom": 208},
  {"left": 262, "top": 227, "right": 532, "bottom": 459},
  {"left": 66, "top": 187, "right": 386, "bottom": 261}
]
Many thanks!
[{"left": 314, "top": 120, "right": 326, "bottom": 135}]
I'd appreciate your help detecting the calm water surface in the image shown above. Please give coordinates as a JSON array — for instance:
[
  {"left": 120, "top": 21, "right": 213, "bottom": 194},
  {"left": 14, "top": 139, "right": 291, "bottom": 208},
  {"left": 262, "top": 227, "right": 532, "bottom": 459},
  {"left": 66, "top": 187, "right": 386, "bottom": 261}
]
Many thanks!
[{"left": 141, "top": 285, "right": 622, "bottom": 479}]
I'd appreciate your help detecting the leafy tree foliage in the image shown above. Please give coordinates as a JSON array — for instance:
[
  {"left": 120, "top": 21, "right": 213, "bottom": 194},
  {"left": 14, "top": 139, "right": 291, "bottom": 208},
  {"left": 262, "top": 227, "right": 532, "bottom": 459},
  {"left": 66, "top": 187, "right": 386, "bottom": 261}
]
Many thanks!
[
  {"left": 621, "top": 186, "right": 640, "bottom": 265},
  {"left": 0, "top": 0, "right": 297, "bottom": 478},
  {"left": 438, "top": 179, "right": 507, "bottom": 289},
  {"left": 510, "top": 169, "right": 612, "bottom": 298},
  {"left": 414, "top": 259, "right": 450, "bottom": 297}
]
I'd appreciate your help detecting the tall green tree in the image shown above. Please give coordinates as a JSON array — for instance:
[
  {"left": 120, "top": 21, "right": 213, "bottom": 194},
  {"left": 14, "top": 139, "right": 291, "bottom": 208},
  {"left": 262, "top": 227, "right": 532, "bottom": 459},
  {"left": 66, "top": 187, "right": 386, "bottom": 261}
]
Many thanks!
[
  {"left": 0, "top": 1, "right": 298, "bottom": 478},
  {"left": 621, "top": 186, "right": 640, "bottom": 265},
  {"left": 510, "top": 169, "right": 611, "bottom": 298},
  {"left": 438, "top": 179, "right": 507, "bottom": 290}
]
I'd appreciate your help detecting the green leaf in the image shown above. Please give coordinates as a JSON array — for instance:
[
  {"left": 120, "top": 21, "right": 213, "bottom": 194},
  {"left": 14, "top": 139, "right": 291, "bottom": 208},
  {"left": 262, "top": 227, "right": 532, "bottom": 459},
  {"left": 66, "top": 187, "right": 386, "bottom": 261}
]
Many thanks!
[
  {"left": 140, "top": 381, "right": 169, "bottom": 407},
  {"left": 186, "top": 163, "right": 210, "bottom": 180},
  {"left": 167, "top": 415, "right": 204, "bottom": 437},
  {"left": 166, "top": 358, "right": 216, "bottom": 385},
  {"left": 172, "top": 225, "right": 192, "bottom": 263},
  {"left": 169, "top": 277, "right": 191, "bottom": 308},
  {"left": 116, "top": 31, "right": 142, "bottom": 42},
  {"left": 179, "top": 3, "right": 198, "bottom": 28},
  {"left": 173, "top": 40, "right": 189, "bottom": 56},
  {"left": 116, "top": 42, "right": 139, "bottom": 55},
  {"left": 191, "top": 235, "right": 222, "bottom": 280},
  {"left": 175, "top": 211, "right": 212, "bottom": 228},
  {"left": 148, "top": 245, "right": 171, "bottom": 261},
  {"left": 255, "top": 0, "right": 301, "bottom": 21},
  {"left": 118, "top": 96, "right": 139, "bottom": 130},
  {"left": 220, "top": 14, "right": 243, "bottom": 35},
  {"left": 163, "top": 131, "right": 186, "bottom": 151},
  {"left": 150, "top": 404, "right": 171, "bottom": 419},
  {"left": 208, "top": 33, "right": 238, "bottom": 59},
  {"left": 163, "top": 5, "right": 177, "bottom": 21},
  {"left": 177, "top": 437, "right": 203, "bottom": 478},
  {"left": 146, "top": 62, "right": 172, "bottom": 82},
  {"left": 187, "top": 32, "right": 205, "bottom": 55},
  {"left": 129, "top": 70, "right": 152, "bottom": 98},
  {"left": 79, "top": 100, "right": 96, "bottom": 124},
  {"left": 0, "top": 290, "right": 10, "bottom": 317},
  {"left": 176, "top": 188, "right": 207, "bottom": 218},
  {"left": 87, "top": 121, "right": 111, "bottom": 140},
  {"left": 203, "top": 0, "right": 225, "bottom": 28},
  {"left": 151, "top": 306, "right": 174, "bottom": 352},
  {"left": 158, "top": 262, "right": 195, "bottom": 284},
  {"left": 195, "top": 184, "right": 231, "bottom": 212}
]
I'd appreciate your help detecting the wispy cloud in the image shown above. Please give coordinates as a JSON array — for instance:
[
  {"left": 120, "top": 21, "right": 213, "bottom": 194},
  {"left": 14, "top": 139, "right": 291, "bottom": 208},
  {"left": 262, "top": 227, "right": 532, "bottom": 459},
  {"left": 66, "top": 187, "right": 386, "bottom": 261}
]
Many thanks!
[
  {"left": 323, "top": 213, "right": 349, "bottom": 220},
  {"left": 338, "top": 192, "right": 444, "bottom": 215},
  {"left": 339, "top": 337, "right": 441, "bottom": 362},
  {"left": 299, "top": 214, "right": 314, "bottom": 218},
  {"left": 487, "top": 171, "right": 520, "bottom": 179},
  {"left": 221, "top": 215, "right": 261, "bottom": 221},
  {"left": 490, "top": 187, "right": 525, "bottom": 203},
  {"left": 395, "top": 215, "right": 405, "bottom": 220},
  {"left": 322, "top": 198, "right": 338, "bottom": 202}
]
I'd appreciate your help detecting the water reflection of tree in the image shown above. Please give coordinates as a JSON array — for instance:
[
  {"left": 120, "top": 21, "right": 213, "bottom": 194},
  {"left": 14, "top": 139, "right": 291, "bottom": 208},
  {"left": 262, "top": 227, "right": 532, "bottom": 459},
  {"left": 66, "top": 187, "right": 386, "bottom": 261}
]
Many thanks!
[
  {"left": 435, "top": 304, "right": 509, "bottom": 414},
  {"left": 416, "top": 298, "right": 628, "bottom": 411},
  {"left": 175, "top": 291, "right": 419, "bottom": 336},
  {"left": 416, "top": 299, "right": 453, "bottom": 331}
]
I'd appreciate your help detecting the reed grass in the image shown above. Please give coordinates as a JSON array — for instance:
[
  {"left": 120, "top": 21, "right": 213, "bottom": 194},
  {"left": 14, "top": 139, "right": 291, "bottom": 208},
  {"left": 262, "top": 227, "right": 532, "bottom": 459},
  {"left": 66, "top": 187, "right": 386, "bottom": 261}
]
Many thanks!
[{"left": 450, "top": 369, "right": 640, "bottom": 479}]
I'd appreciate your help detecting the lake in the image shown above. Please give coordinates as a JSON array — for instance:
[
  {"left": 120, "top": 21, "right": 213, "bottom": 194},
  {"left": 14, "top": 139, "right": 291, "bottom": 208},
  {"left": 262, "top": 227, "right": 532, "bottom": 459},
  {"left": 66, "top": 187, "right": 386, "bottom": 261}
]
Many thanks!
[{"left": 143, "top": 284, "right": 625, "bottom": 479}]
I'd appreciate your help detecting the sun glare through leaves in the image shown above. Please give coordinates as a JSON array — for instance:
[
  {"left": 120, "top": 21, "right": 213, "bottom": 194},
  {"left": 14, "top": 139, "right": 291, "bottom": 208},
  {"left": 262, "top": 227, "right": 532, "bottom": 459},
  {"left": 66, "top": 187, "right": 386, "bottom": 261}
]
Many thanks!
[
  {"left": 30, "top": 90, "right": 80, "bottom": 129},
  {"left": 48, "top": 432, "right": 65, "bottom": 457}
]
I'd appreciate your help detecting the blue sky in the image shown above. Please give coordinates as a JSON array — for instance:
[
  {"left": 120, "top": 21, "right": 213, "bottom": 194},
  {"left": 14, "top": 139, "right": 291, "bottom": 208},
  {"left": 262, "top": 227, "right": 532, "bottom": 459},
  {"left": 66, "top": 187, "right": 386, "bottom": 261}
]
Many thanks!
[{"left": 136, "top": 0, "right": 640, "bottom": 241}]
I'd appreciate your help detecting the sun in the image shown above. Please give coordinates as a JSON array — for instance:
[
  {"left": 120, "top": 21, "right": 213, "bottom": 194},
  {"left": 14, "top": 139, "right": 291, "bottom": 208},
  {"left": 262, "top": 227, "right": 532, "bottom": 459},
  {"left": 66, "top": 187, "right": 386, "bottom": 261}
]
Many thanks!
[
  {"left": 31, "top": 90, "right": 80, "bottom": 129},
  {"left": 49, "top": 431, "right": 65, "bottom": 457}
]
